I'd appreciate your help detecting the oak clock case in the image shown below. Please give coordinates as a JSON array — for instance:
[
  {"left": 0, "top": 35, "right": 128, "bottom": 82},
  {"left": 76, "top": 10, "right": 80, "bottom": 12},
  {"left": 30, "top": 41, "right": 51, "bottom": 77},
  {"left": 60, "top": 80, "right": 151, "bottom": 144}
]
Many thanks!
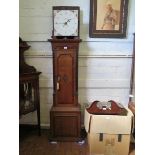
[
  {"left": 49, "top": 6, "right": 81, "bottom": 141},
  {"left": 53, "top": 6, "right": 80, "bottom": 38}
]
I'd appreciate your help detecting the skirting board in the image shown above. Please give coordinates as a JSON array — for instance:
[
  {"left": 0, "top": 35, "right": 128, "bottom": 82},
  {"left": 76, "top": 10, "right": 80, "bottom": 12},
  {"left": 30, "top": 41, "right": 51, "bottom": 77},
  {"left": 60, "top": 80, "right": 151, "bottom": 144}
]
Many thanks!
[{"left": 19, "top": 123, "right": 85, "bottom": 129}]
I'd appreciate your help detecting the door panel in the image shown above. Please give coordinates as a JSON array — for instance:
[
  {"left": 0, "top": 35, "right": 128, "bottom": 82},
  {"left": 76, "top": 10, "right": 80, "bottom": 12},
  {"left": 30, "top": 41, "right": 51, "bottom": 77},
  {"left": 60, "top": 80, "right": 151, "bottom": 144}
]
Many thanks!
[{"left": 55, "top": 50, "right": 75, "bottom": 105}]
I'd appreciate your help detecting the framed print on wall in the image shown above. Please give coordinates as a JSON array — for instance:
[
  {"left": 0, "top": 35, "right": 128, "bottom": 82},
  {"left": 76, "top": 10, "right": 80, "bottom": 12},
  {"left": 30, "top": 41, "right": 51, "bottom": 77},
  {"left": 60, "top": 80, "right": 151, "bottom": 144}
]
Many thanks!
[{"left": 89, "top": 0, "right": 129, "bottom": 38}]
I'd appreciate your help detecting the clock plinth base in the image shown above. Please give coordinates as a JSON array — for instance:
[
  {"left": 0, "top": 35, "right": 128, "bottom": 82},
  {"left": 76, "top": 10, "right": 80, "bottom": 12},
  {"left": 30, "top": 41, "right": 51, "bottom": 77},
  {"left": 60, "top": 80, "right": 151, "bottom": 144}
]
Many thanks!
[{"left": 50, "top": 106, "right": 81, "bottom": 142}]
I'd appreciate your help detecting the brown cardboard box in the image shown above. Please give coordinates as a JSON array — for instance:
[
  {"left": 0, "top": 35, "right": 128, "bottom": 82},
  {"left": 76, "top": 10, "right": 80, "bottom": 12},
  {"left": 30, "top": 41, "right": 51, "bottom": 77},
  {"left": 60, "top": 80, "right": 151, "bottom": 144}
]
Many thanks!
[
  {"left": 84, "top": 108, "right": 133, "bottom": 155},
  {"left": 88, "top": 133, "right": 130, "bottom": 155}
]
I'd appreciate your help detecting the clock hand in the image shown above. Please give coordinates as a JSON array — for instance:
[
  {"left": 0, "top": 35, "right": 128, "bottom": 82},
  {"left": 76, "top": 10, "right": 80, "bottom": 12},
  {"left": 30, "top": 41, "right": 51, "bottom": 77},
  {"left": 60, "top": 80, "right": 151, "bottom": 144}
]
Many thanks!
[
  {"left": 64, "top": 22, "right": 67, "bottom": 26},
  {"left": 55, "top": 22, "right": 65, "bottom": 24},
  {"left": 60, "top": 18, "right": 73, "bottom": 27},
  {"left": 66, "top": 19, "right": 72, "bottom": 23},
  {"left": 63, "top": 19, "right": 72, "bottom": 26}
]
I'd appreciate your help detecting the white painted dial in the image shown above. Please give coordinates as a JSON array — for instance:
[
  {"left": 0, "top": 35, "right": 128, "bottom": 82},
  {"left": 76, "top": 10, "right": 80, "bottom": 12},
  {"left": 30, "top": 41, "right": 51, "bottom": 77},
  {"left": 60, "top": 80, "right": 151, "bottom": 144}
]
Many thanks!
[{"left": 54, "top": 10, "right": 78, "bottom": 36}]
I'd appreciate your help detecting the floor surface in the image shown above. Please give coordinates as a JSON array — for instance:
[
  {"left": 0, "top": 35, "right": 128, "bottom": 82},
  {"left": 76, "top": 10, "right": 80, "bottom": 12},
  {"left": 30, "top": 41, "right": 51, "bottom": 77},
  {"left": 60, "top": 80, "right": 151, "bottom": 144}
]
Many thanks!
[{"left": 19, "top": 128, "right": 135, "bottom": 155}]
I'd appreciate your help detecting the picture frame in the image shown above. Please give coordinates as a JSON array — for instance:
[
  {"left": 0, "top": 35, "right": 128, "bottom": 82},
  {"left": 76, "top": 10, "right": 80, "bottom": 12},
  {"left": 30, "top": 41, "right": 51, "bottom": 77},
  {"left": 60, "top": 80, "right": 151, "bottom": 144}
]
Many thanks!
[{"left": 89, "top": 0, "right": 129, "bottom": 38}]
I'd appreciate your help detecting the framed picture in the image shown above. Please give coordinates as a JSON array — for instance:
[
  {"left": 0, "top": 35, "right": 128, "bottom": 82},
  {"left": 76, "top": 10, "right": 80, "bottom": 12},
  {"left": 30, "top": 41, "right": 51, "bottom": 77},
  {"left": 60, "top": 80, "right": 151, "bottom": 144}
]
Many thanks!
[{"left": 89, "top": 0, "right": 129, "bottom": 38}]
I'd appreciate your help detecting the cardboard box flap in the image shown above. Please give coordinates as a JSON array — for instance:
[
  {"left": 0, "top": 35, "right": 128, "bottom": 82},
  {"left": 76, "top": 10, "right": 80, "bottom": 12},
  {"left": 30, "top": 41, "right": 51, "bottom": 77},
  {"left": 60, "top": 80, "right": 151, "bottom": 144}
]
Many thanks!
[
  {"left": 84, "top": 108, "right": 133, "bottom": 134},
  {"left": 84, "top": 107, "right": 91, "bottom": 132}
]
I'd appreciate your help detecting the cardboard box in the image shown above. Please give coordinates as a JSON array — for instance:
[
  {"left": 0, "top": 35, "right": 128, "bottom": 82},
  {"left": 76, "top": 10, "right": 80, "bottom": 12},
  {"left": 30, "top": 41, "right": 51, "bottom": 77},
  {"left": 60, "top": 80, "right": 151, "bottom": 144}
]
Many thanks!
[{"left": 84, "top": 108, "right": 133, "bottom": 155}]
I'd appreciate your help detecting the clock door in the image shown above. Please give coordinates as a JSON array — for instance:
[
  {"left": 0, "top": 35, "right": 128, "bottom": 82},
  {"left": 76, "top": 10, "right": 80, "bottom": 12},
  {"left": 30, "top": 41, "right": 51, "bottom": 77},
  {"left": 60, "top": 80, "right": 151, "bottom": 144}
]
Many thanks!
[{"left": 54, "top": 50, "right": 77, "bottom": 106}]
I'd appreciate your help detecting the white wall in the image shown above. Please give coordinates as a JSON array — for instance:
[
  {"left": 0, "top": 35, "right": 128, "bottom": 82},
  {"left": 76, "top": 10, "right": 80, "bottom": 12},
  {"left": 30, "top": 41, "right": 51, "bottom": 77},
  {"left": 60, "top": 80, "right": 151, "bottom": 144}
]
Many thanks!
[{"left": 19, "top": 0, "right": 135, "bottom": 127}]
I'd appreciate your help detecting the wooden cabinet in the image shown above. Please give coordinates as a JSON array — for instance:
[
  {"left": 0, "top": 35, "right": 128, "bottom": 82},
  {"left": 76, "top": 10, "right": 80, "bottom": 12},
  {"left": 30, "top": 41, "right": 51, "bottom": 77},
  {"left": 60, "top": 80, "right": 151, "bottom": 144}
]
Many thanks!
[
  {"left": 19, "top": 38, "right": 41, "bottom": 136},
  {"left": 49, "top": 39, "right": 81, "bottom": 141}
]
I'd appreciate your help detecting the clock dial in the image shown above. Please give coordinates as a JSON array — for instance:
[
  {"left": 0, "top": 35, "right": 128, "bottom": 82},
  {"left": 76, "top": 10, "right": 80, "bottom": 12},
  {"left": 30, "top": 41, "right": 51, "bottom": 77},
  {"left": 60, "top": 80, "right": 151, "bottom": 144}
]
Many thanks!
[{"left": 54, "top": 10, "right": 78, "bottom": 36}]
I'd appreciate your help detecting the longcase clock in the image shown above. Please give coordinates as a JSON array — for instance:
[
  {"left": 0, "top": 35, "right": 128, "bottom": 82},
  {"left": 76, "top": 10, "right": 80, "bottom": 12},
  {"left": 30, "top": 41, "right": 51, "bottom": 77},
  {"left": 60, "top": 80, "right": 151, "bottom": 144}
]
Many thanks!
[{"left": 49, "top": 6, "right": 81, "bottom": 141}]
